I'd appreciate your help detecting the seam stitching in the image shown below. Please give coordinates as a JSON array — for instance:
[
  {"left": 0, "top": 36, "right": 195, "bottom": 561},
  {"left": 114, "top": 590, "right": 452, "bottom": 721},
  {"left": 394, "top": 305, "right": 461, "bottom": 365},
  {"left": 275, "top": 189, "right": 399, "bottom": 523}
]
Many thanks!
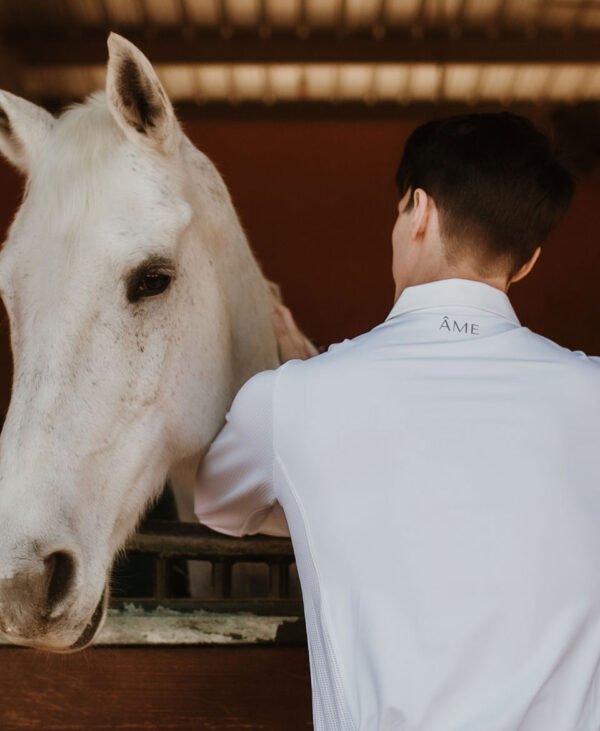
[{"left": 274, "top": 449, "right": 358, "bottom": 731}]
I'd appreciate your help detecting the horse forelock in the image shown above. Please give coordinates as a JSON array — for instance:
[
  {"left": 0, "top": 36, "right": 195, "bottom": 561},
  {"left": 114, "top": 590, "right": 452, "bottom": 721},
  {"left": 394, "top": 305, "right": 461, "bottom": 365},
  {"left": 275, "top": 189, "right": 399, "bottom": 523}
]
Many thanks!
[{"left": 19, "top": 92, "right": 125, "bottom": 247}]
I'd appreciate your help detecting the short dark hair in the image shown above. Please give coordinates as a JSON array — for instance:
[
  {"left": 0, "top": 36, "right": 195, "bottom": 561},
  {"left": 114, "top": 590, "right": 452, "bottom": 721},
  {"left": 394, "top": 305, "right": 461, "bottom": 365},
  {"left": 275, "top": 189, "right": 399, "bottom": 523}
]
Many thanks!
[{"left": 395, "top": 112, "right": 575, "bottom": 277}]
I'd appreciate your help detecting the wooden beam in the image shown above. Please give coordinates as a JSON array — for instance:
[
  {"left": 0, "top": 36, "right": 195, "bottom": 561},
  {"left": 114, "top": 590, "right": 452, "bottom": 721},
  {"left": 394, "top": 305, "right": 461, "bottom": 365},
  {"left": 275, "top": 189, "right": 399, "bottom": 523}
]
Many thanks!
[
  {"left": 0, "top": 41, "right": 23, "bottom": 94},
  {"left": 5, "top": 27, "right": 600, "bottom": 66},
  {"left": 0, "top": 647, "right": 312, "bottom": 730},
  {"left": 130, "top": 520, "right": 295, "bottom": 560},
  {"left": 32, "top": 98, "right": 569, "bottom": 122},
  {"left": 142, "top": 100, "right": 570, "bottom": 123}
]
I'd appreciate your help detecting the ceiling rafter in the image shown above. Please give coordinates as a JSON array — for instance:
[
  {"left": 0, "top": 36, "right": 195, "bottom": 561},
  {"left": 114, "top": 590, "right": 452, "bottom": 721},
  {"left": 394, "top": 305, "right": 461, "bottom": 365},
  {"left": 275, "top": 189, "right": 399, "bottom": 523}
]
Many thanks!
[
  {"left": 0, "top": 0, "right": 599, "bottom": 108},
  {"left": 5, "top": 28, "right": 600, "bottom": 66}
]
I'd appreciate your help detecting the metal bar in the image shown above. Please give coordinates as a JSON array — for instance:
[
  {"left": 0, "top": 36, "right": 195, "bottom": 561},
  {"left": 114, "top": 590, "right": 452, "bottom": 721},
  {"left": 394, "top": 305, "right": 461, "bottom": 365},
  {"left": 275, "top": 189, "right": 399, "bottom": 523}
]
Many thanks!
[
  {"left": 573, "top": 63, "right": 596, "bottom": 98},
  {"left": 226, "top": 63, "right": 237, "bottom": 105},
  {"left": 489, "top": 0, "right": 512, "bottom": 36},
  {"left": 136, "top": 0, "right": 150, "bottom": 28},
  {"left": 397, "top": 63, "right": 411, "bottom": 104},
  {"left": 264, "top": 64, "right": 274, "bottom": 105},
  {"left": 468, "top": 63, "right": 485, "bottom": 106},
  {"left": 178, "top": 0, "right": 191, "bottom": 26},
  {"left": 565, "top": 0, "right": 593, "bottom": 35},
  {"left": 97, "top": 0, "right": 111, "bottom": 28},
  {"left": 268, "top": 562, "right": 290, "bottom": 598},
  {"left": 153, "top": 557, "right": 172, "bottom": 600},
  {"left": 526, "top": 0, "right": 548, "bottom": 36},
  {"left": 372, "top": 0, "right": 387, "bottom": 38},
  {"left": 9, "top": 28, "right": 600, "bottom": 65},
  {"left": 212, "top": 560, "right": 233, "bottom": 599},
  {"left": 297, "top": 0, "right": 309, "bottom": 38},
  {"left": 191, "top": 65, "right": 205, "bottom": 104},
  {"left": 538, "top": 65, "right": 555, "bottom": 103},
  {"left": 338, "top": 0, "right": 349, "bottom": 36},
  {"left": 435, "top": 63, "right": 447, "bottom": 104},
  {"left": 178, "top": 0, "right": 196, "bottom": 39},
  {"left": 365, "top": 63, "right": 377, "bottom": 105},
  {"left": 330, "top": 63, "right": 341, "bottom": 104},
  {"left": 412, "top": 0, "right": 429, "bottom": 38},
  {"left": 258, "top": 0, "right": 270, "bottom": 37},
  {"left": 449, "top": 0, "right": 469, "bottom": 37},
  {"left": 217, "top": 0, "right": 233, "bottom": 38}
]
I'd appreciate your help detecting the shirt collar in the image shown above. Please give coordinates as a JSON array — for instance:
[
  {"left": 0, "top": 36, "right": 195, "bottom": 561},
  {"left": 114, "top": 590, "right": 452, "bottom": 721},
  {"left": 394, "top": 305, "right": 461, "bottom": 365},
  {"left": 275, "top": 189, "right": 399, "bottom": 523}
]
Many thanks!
[{"left": 386, "top": 278, "right": 521, "bottom": 325}]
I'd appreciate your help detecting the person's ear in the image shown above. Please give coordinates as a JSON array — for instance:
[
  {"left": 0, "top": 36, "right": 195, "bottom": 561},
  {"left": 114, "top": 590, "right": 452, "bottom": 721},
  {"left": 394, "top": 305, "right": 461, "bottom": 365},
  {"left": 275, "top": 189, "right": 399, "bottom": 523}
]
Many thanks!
[
  {"left": 410, "top": 188, "right": 431, "bottom": 241},
  {"left": 509, "top": 246, "right": 541, "bottom": 285}
]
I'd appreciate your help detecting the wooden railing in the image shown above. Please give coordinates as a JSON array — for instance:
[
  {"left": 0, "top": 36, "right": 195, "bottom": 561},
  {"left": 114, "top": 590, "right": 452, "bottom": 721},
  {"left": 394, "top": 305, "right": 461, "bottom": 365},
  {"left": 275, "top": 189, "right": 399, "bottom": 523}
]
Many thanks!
[{"left": 102, "top": 520, "right": 306, "bottom": 646}]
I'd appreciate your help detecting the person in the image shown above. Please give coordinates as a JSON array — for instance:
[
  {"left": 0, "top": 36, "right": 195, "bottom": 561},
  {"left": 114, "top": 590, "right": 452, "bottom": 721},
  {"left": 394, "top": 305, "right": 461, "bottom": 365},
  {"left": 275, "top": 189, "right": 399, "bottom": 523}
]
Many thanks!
[{"left": 195, "top": 112, "right": 600, "bottom": 730}]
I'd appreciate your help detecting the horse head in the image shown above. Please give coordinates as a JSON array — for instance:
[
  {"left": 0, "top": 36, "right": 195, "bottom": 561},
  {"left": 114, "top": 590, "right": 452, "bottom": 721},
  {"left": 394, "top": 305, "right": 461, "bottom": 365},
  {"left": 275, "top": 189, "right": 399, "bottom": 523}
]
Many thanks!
[{"left": 0, "top": 34, "right": 278, "bottom": 652}]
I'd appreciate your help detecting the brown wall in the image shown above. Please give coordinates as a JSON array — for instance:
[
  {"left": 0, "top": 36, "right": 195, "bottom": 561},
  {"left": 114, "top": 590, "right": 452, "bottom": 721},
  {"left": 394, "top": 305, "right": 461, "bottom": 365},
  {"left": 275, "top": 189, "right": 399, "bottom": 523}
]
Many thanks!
[
  {"left": 0, "top": 118, "right": 598, "bottom": 416},
  {"left": 186, "top": 119, "right": 600, "bottom": 351}
]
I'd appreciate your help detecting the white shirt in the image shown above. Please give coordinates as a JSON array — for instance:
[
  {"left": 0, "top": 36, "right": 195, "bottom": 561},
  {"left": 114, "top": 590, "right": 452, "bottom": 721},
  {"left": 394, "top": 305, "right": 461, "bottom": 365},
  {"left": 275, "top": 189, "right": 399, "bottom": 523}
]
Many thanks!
[{"left": 195, "top": 278, "right": 600, "bottom": 731}]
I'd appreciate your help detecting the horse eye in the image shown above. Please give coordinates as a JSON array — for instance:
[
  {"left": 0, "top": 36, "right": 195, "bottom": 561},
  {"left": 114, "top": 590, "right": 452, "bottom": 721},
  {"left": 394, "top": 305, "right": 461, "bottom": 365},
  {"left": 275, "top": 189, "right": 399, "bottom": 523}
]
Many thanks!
[
  {"left": 127, "top": 267, "right": 173, "bottom": 303},
  {"left": 140, "top": 273, "right": 170, "bottom": 295}
]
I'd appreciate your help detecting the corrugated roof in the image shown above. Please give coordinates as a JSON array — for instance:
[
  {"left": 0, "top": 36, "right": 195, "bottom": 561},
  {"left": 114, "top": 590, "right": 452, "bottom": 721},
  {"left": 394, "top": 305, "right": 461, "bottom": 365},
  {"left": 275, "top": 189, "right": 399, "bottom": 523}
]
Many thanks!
[{"left": 1, "top": 0, "right": 600, "bottom": 105}]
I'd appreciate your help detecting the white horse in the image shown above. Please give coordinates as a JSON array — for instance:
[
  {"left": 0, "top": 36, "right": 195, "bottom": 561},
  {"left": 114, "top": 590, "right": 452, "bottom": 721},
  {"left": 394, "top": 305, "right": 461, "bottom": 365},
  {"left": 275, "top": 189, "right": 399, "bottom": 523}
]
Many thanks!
[{"left": 0, "top": 33, "right": 293, "bottom": 652}]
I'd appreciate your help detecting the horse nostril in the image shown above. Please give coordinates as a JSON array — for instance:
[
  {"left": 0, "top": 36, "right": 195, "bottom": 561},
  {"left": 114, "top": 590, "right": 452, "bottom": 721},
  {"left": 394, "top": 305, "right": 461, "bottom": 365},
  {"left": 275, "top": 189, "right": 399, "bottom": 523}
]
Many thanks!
[{"left": 44, "top": 551, "right": 76, "bottom": 616}]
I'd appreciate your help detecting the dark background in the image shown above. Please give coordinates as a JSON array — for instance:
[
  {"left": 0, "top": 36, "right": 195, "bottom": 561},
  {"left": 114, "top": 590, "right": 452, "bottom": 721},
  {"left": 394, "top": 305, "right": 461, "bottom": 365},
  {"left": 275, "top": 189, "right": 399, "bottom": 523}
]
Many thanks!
[{"left": 0, "top": 115, "right": 598, "bottom": 420}]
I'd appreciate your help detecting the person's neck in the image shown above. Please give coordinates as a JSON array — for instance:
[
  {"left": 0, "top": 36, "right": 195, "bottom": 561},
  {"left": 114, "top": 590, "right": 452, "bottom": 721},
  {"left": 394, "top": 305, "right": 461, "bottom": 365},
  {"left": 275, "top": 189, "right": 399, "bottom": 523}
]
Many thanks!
[{"left": 394, "top": 269, "right": 509, "bottom": 303}]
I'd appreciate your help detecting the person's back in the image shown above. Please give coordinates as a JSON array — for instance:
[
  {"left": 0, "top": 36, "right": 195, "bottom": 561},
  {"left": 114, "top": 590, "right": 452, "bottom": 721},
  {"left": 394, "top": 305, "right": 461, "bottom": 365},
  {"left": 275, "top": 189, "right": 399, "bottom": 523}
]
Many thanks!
[
  {"left": 195, "top": 112, "right": 600, "bottom": 730},
  {"left": 271, "top": 278, "right": 600, "bottom": 729}
]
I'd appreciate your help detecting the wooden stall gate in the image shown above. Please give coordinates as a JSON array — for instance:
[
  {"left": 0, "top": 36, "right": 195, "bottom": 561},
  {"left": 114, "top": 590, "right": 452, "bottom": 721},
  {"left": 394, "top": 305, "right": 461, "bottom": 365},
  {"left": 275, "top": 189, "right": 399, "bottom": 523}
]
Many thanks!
[{"left": 0, "top": 521, "right": 313, "bottom": 731}]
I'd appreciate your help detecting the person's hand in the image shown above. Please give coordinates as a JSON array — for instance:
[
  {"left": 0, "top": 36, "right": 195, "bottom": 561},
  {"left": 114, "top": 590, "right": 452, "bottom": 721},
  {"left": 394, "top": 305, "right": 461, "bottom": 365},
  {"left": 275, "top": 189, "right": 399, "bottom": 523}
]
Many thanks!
[{"left": 272, "top": 301, "right": 319, "bottom": 363}]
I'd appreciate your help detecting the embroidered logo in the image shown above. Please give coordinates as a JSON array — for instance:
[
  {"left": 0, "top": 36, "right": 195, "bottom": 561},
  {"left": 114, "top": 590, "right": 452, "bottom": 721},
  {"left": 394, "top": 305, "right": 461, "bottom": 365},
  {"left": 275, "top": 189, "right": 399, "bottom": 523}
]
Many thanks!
[{"left": 440, "top": 315, "right": 479, "bottom": 335}]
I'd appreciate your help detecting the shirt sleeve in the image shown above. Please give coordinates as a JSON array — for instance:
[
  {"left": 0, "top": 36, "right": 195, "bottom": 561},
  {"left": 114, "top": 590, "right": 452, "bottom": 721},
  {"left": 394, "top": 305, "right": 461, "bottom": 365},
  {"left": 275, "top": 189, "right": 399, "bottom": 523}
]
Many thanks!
[{"left": 194, "top": 369, "right": 290, "bottom": 538}]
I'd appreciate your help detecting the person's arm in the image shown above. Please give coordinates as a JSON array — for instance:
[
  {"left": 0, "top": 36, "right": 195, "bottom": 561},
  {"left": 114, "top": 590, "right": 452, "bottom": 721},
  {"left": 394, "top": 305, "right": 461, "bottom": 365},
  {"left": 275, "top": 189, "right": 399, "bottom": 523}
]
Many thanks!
[
  {"left": 195, "top": 370, "right": 289, "bottom": 537},
  {"left": 195, "top": 297, "right": 318, "bottom": 538}
]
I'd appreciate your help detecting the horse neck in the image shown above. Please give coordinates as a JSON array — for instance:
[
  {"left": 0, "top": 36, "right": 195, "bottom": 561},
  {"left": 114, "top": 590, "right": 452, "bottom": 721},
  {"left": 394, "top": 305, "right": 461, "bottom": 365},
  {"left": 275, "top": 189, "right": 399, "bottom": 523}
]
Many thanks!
[
  {"left": 183, "top": 137, "right": 279, "bottom": 386},
  {"left": 218, "top": 221, "right": 280, "bottom": 391},
  {"left": 186, "top": 156, "right": 279, "bottom": 394},
  {"left": 168, "top": 152, "right": 279, "bottom": 507}
]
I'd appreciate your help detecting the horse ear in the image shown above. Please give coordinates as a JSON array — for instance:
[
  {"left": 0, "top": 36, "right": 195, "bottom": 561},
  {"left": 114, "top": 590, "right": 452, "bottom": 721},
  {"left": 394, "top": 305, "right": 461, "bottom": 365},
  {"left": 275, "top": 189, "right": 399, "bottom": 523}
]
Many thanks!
[
  {"left": 0, "top": 90, "right": 55, "bottom": 175},
  {"left": 106, "top": 32, "right": 178, "bottom": 153}
]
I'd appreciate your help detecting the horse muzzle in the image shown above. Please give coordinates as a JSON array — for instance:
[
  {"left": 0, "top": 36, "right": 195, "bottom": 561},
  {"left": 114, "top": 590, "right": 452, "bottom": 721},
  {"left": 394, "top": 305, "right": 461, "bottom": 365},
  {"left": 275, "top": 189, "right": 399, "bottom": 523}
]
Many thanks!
[{"left": 0, "top": 546, "right": 109, "bottom": 652}]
